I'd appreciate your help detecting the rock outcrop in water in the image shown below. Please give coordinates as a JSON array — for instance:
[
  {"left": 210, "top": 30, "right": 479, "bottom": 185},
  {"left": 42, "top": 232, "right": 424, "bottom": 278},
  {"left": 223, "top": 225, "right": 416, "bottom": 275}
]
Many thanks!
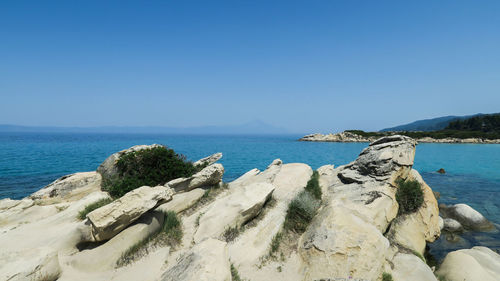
[
  {"left": 0, "top": 137, "right": 498, "bottom": 280},
  {"left": 300, "top": 131, "right": 500, "bottom": 144}
]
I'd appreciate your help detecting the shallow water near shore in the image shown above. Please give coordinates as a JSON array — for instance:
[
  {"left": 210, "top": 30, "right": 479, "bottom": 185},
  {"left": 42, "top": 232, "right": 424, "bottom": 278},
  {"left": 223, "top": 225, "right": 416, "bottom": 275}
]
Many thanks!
[{"left": 1, "top": 132, "right": 499, "bottom": 261}]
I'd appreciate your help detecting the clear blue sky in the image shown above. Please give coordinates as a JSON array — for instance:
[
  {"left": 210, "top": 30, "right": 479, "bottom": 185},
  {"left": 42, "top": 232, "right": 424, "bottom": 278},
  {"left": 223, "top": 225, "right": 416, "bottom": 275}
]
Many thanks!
[{"left": 1, "top": 1, "right": 499, "bottom": 133}]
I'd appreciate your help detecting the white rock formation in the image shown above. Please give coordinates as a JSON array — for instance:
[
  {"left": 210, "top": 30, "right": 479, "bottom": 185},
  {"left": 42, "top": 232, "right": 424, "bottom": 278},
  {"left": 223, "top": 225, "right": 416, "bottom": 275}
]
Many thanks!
[
  {"left": 388, "top": 169, "right": 440, "bottom": 254},
  {"left": 166, "top": 163, "right": 224, "bottom": 192},
  {"left": 193, "top": 152, "right": 222, "bottom": 167},
  {"left": 193, "top": 182, "right": 275, "bottom": 243}
]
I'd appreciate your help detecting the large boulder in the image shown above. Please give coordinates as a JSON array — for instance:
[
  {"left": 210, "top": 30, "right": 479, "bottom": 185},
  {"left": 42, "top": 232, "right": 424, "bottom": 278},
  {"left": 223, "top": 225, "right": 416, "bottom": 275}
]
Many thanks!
[
  {"left": 86, "top": 185, "right": 173, "bottom": 241},
  {"left": 299, "top": 135, "right": 417, "bottom": 280},
  {"left": 391, "top": 253, "right": 438, "bottom": 281},
  {"left": 29, "top": 172, "right": 102, "bottom": 204},
  {"left": 193, "top": 182, "right": 275, "bottom": 243},
  {"left": 387, "top": 169, "right": 440, "bottom": 254},
  {"left": 440, "top": 203, "right": 494, "bottom": 231},
  {"left": 166, "top": 163, "right": 224, "bottom": 192},
  {"left": 193, "top": 152, "right": 222, "bottom": 167},
  {"left": 97, "top": 144, "right": 163, "bottom": 186},
  {"left": 443, "top": 218, "right": 463, "bottom": 232},
  {"left": 436, "top": 246, "right": 500, "bottom": 281},
  {"left": 160, "top": 238, "right": 231, "bottom": 281}
]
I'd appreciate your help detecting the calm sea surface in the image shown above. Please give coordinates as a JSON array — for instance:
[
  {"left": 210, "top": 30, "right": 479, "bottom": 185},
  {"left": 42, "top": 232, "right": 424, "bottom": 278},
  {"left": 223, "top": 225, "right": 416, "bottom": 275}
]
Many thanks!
[{"left": 1, "top": 132, "right": 499, "bottom": 260}]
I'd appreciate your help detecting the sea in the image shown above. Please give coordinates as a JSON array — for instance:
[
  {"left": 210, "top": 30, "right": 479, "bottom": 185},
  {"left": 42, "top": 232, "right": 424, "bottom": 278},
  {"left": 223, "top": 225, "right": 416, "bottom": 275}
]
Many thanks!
[{"left": 1, "top": 132, "right": 499, "bottom": 261}]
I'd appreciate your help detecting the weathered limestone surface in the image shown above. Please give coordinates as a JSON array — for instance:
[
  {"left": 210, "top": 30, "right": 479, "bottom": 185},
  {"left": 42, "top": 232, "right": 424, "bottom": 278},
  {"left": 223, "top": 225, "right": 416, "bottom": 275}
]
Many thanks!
[
  {"left": 193, "top": 182, "right": 275, "bottom": 243},
  {"left": 160, "top": 238, "right": 231, "bottom": 281},
  {"left": 29, "top": 172, "right": 102, "bottom": 203}
]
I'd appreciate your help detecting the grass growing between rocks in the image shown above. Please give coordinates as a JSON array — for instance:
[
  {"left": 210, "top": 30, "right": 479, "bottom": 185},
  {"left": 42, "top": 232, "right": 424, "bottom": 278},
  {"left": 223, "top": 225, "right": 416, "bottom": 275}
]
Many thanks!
[
  {"left": 284, "top": 191, "right": 320, "bottom": 233},
  {"left": 116, "top": 211, "right": 183, "bottom": 267},
  {"left": 223, "top": 225, "right": 241, "bottom": 242},
  {"left": 396, "top": 179, "right": 424, "bottom": 215},
  {"left": 230, "top": 263, "right": 242, "bottom": 281},
  {"left": 268, "top": 231, "right": 284, "bottom": 258},
  {"left": 284, "top": 171, "right": 322, "bottom": 233},
  {"left": 304, "top": 170, "right": 321, "bottom": 200},
  {"left": 77, "top": 198, "right": 113, "bottom": 220},
  {"left": 103, "top": 146, "right": 197, "bottom": 198},
  {"left": 382, "top": 272, "right": 393, "bottom": 281}
]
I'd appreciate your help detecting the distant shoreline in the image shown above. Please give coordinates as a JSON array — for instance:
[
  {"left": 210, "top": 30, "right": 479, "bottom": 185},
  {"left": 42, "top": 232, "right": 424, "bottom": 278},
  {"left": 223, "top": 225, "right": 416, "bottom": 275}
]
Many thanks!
[{"left": 299, "top": 131, "right": 500, "bottom": 144}]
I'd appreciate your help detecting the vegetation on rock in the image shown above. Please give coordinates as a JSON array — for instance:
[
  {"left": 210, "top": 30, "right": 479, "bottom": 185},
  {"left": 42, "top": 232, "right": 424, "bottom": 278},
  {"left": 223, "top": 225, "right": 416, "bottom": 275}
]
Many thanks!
[
  {"left": 284, "top": 191, "right": 320, "bottom": 233},
  {"left": 77, "top": 198, "right": 113, "bottom": 220},
  {"left": 382, "top": 272, "right": 394, "bottom": 281},
  {"left": 396, "top": 179, "right": 424, "bottom": 215},
  {"left": 304, "top": 170, "right": 321, "bottom": 200},
  {"left": 268, "top": 231, "right": 283, "bottom": 258},
  {"left": 284, "top": 171, "right": 322, "bottom": 233},
  {"left": 230, "top": 263, "right": 242, "bottom": 281},
  {"left": 222, "top": 225, "right": 241, "bottom": 242},
  {"left": 104, "top": 146, "right": 197, "bottom": 197}
]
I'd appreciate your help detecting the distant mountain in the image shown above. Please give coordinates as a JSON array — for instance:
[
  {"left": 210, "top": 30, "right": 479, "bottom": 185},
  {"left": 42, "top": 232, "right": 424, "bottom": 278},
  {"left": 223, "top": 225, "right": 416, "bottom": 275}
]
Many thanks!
[
  {"left": 0, "top": 120, "right": 289, "bottom": 135},
  {"left": 380, "top": 114, "right": 487, "bottom": 132}
]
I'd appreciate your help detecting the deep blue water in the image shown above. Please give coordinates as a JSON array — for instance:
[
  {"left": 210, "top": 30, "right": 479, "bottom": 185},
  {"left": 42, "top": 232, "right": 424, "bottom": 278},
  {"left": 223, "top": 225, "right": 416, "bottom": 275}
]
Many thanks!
[{"left": 1, "top": 132, "right": 499, "bottom": 259}]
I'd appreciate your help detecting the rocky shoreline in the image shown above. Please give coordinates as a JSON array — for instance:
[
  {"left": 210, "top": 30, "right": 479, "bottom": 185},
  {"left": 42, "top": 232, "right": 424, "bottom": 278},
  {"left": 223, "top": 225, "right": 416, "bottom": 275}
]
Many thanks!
[
  {"left": 1, "top": 136, "right": 499, "bottom": 281},
  {"left": 299, "top": 131, "right": 500, "bottom": 144}
]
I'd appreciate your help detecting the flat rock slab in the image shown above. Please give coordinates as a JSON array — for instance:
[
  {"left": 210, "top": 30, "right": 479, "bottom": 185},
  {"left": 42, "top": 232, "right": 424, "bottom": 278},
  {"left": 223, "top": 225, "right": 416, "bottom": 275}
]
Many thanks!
[
  {"left": 193, "top": 182, "right": 275, "bottom": 243},
  {"left": 160, "top": 238, "right": 230, "bottom": 281},
  {"left": 87, "top": 185, "right": 173, "bottom": 241},
  {"left": 156, "top": 188, "right": 205, "bottom": 214}
]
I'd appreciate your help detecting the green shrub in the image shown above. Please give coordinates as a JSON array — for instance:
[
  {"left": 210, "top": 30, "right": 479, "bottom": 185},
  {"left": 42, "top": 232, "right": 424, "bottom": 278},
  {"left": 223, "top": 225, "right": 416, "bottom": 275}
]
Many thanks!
[
  {"left": 163, "top": 211, "right": 183, "bottom": 243},
  {"left": 284, "top": 191, "right": 320, "bottom": 233},
  {"left": 304, "top": 170, "right": 321, "bottom": 200},
  {"left": 104, "top": 146, "right": 196, "bottom": 197},
  {"left": 77, "top": 198, "right": 113, "bottom": 220},
  {"left": 396, "top": 179, "right": 424, "bottom": 215},
  {"left": 382, "top": 272, "right": 394, "bottom": 281}
]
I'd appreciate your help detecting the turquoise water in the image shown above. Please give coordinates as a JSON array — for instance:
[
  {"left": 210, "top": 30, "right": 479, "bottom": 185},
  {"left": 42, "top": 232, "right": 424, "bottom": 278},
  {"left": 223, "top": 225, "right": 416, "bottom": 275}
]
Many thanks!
[{"left": 1, "top": 132, "right": 499, "bottom": 259}]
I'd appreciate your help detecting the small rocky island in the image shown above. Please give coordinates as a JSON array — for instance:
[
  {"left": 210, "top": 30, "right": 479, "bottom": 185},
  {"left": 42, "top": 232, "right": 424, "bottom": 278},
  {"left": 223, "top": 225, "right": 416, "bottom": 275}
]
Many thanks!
[
  {"left": 1, "top": 136, "right": 499, "bottom": 281},
  {"left": 300, "top": 131, "right": 500, "bottom": 144}
]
